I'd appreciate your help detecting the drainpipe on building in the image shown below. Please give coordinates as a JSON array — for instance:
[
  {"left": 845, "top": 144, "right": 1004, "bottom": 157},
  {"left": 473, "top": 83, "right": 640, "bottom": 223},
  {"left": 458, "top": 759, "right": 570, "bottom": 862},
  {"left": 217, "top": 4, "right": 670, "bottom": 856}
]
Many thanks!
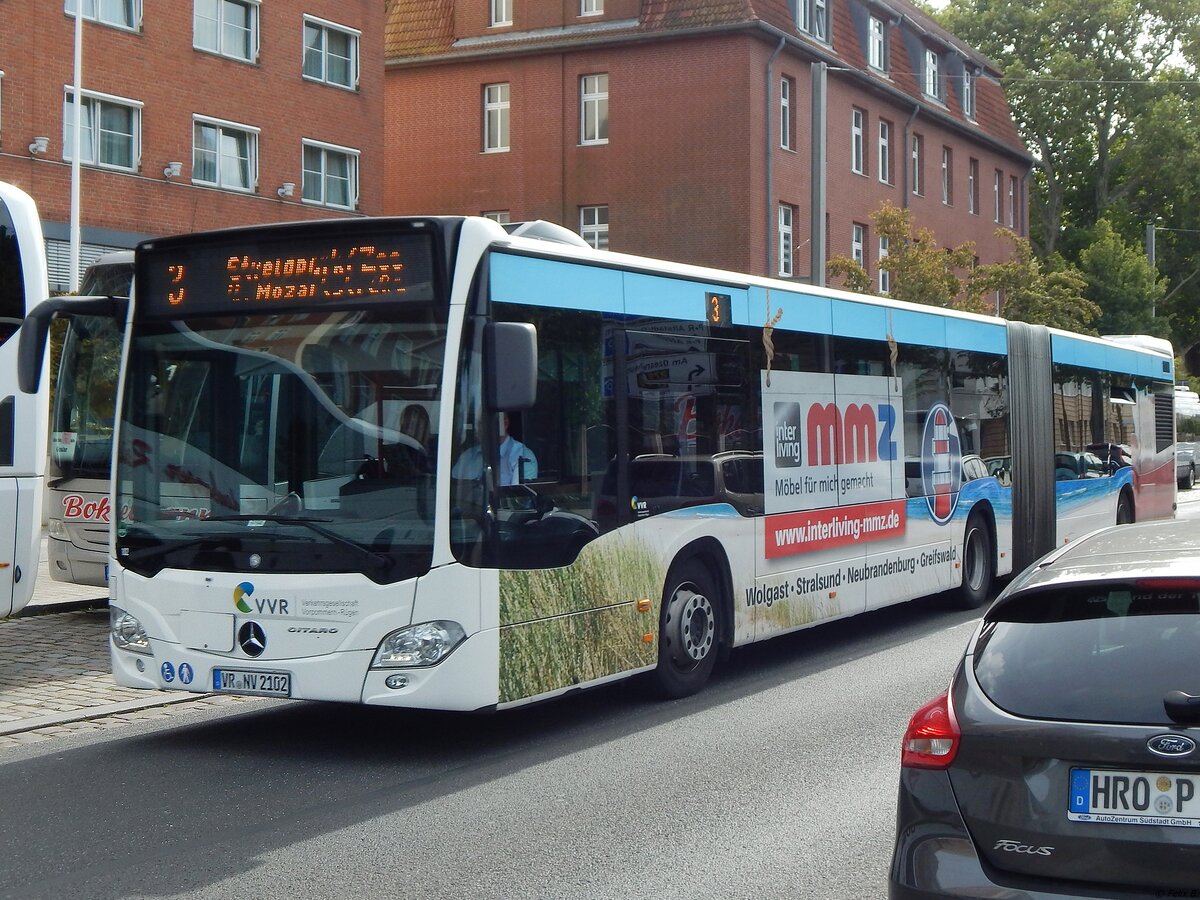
[
  {"left": 765, "top": 36, "right": 785, "bottom": 278},
  {"left": 810, "top": 61, "right": 827, "bottom": 286},
  {"left": 902, "top": 104, "right": 920, "bottom": 209}
]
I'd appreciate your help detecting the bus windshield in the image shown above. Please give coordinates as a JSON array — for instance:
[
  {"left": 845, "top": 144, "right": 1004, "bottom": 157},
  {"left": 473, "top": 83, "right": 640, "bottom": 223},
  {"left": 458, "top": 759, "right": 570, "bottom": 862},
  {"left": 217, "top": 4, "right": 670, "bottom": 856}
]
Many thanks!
[
  {"left": 115, "top": 307, "right": 447, "bottom": 584},
  {"left": 50, "top": 314, "right": 123, "bottom": 482}
]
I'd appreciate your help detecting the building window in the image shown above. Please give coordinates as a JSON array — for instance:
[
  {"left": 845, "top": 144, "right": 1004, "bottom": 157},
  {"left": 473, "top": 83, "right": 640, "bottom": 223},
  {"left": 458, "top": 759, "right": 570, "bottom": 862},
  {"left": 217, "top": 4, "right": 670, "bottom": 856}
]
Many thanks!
[
  {"left": 302, "top": 140, "right": 358, "bottom": 209},
  {"left": 484, "top": 211, "right": 511, "bottom": 223},
  {"left": 580, "top": 74, "right": 608, "bottom": 145},
  {"left": 795, "top": 0, "right": 828, "bottom": 42},
  {"left": 968, "top": 158, "right": 979, "bottom": 214},
  {"left": 994, "top": 169, "right": 1002, "bottom": 222},
  {"left": 65, "top": 0, "right": 140, "bottom": 30},
  {"left": 924, "top": 49, "right": 941, "bottom": 101},
  {"left": 868, "top": 16, "right": 887, "bottom": 72},
  {"left": 851, "top": 108, "right": 865, "bottom": 175},
  {"left": 878, "top": 236, "right": 890, "bottom": 294},
  {"left": 1008, "top": 175, "right": 1017, "bottom": 228},
  {"left": 962, "top": 70, "right": 976, "bottom": 120},
  {"left": 852, "top": 223, "right": 865, "bottom": 266},
  {"left": 491, "top": 0, "right": 512, "bottom": 27},
  {"left": 911, "top": 133, "right": 923, "bottom": 196},
  {"left": 303, "top": 17, "right": 359, "bottom": 90},
  {"left": 194, "top": 0, "right": 258, "bottom": 63},
  {"left": 193, "top": 116, "right": 257, "bottom": 191},
  {"left": 483, "top": 83, "right": 510, "bottom": 153},
  {"left": 941, "top": 146, "right": 953, "bottom": 205},
  {"left": 581, "top": 0, "right": 603, "bottom": 14},
  {"left": 63, "top": 90, "right": 141, "bottom": 171},
  {"left": 580, "top": 205, "right": 608, "bottom": 250},
  {"left": 778, "top": 204, "right": 794, "bottom": 277},
  {"left": 780, "top": 76, "right": 794, "bottom": 150},
  {"left": 878, "top": 119, "right": 892, "bottom": 184}
]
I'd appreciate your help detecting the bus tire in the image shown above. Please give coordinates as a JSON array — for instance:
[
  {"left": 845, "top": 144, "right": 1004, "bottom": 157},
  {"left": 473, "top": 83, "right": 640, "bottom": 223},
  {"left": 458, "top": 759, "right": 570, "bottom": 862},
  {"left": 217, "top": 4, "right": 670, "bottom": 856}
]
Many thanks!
[
  {"left": 1116, "top": 491, "right": 1135, "bottom": 525},
  {"left": 953, "top": 512, "right": 994, "bottom": 610},
  {"left": 653, "top": 559, "right": 722, "bottom": 699},
  {"left": 1181, "top": 465, "right": 1195, "bottom": 491}
]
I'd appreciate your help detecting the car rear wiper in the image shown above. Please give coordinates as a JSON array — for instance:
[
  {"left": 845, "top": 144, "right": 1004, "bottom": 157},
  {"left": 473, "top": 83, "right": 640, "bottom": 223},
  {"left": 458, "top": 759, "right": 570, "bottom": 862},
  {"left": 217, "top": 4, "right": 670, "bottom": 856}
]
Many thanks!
[{"left": 1164, "top": 690, "right": 1200, "bottom": 725}]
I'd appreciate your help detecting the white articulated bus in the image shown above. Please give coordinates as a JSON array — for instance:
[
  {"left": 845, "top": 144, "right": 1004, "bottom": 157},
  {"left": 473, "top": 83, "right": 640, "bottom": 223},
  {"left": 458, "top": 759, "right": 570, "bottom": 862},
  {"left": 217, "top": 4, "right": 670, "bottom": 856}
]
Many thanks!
[
  {"left": 46, "top": 251, "right": 132, "bottom": 586},
  {"left": 16, "top": 215, "right": 1178, "bottom": 705},
  {"left": 0, "top": 181, "right": 51, "bottom": 618}
]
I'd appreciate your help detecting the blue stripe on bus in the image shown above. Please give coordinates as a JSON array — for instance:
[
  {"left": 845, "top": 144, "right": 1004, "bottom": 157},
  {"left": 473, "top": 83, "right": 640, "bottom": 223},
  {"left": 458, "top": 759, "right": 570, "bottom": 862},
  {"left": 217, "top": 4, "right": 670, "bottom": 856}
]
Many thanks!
[
  {"left": 491, "top": 254, "right": 625, "bottom": 314},
  {"left": 622, "top": 272, "right": 750, "bottom": 321},
  {"left": 1052, "top": 333, "right": 1173, "bottom": 379}
]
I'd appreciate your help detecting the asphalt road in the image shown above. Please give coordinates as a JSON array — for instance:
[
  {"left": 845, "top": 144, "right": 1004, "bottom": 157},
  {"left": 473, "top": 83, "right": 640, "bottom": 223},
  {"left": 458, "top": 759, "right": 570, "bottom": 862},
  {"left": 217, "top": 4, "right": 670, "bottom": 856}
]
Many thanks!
[{"left": 0, "top": 592, "right": 981, "bottom": 900}]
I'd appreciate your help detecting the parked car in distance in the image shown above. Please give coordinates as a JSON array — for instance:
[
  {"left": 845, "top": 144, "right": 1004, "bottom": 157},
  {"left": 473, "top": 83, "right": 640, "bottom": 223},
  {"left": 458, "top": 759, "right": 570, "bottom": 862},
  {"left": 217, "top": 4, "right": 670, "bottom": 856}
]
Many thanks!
[
  {"left": 1177, "top": 441, "right": 1195, "bottom": 490},
  {"left": 890, "top": 519, "right": 1200, "bottom": 899}
]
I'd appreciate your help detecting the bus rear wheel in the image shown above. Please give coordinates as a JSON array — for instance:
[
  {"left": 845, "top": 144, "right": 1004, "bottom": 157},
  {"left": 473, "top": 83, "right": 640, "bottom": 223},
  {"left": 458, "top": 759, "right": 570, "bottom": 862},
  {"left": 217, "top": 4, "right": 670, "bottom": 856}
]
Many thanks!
[
  {"left": 1116, "top": 492, "right": 1135, "bottom": 525},
  {"left": 953, "top": 512, "right": 994, "bottom": 610},
  {"left": 653, "top": 560, "right": 721, "bottom": 699}
]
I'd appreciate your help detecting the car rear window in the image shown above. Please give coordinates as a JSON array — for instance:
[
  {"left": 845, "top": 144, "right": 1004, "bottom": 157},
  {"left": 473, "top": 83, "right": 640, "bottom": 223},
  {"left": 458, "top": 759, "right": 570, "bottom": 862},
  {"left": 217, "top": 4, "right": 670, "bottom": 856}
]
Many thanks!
[{"left": 974, "top": 583, "right": 1200, "bottom": 725}]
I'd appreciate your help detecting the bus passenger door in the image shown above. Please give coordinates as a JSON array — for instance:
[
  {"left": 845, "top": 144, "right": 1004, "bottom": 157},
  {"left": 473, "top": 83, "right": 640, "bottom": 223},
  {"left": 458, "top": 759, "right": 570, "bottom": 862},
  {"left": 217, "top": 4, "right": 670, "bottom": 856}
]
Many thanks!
[{"left": 0, "top": 182, "right": 50, "bottom": 617}]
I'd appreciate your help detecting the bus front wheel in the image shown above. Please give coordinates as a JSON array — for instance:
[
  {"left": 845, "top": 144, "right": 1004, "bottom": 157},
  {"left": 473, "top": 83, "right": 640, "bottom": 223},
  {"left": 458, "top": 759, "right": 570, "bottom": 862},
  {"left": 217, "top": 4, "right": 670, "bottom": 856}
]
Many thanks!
[
  {"left": 1116, "top": 491, "right": 1135, "bottom": 525},
  {"left": 653, "top": 560, "right": 721, "bottom": 699}
]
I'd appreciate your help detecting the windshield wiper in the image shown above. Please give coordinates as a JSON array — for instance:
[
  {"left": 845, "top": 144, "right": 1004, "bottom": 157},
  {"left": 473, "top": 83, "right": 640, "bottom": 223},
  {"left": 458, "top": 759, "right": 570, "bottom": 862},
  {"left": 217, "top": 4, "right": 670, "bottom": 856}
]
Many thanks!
[{"left": 206, "top": 514, "right": 391, "bottom": 570}]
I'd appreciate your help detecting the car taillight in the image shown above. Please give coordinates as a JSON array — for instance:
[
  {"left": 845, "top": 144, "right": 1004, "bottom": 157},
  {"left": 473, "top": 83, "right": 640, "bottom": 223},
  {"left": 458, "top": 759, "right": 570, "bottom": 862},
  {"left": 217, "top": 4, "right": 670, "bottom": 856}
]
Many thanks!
[{"left": 901, "top": 692, "right": 960, "bottom": 769}]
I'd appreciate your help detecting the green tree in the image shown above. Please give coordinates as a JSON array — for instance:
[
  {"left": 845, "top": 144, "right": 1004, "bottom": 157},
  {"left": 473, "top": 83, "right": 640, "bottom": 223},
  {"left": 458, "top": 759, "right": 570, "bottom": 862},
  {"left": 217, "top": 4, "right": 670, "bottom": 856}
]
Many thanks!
[{"left": 1077, "top": 218, "right": 1166, "bottom": 336}]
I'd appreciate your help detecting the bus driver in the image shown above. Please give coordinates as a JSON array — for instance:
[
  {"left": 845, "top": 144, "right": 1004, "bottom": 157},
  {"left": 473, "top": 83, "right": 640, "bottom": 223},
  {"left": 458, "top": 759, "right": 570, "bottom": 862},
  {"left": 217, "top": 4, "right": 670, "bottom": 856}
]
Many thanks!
[{"left": 453, "top": 412, "right": 537, "bottom": 485}]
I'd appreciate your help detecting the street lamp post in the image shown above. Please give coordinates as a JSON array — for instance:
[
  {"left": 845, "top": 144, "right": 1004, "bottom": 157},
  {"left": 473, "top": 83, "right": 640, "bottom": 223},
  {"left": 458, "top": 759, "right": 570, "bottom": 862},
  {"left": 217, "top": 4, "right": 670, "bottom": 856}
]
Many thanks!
[{"left": 69, "top": 2, "right": 84, "bottom": 293}]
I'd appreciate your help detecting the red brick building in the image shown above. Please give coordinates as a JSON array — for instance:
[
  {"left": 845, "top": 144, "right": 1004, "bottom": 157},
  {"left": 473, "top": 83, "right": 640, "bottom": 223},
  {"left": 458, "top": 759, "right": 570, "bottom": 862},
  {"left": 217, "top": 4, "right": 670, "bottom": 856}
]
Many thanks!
[
  {"left": 0, "top": 1, "right": 384, "bottom": 291},
  {"left": 383, "top": 0, "right": 1032, "bottom": 289}
]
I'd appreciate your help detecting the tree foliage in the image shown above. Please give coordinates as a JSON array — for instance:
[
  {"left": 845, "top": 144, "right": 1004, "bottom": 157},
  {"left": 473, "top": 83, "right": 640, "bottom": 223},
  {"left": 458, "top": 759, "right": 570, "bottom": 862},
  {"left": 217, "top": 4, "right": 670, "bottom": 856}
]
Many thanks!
[
  {"left": 1077, "top": 218, "right": 1166, "bottom": 336},
  {"left": 970, "top": 230, "right": 1100, "bottom": 332}
]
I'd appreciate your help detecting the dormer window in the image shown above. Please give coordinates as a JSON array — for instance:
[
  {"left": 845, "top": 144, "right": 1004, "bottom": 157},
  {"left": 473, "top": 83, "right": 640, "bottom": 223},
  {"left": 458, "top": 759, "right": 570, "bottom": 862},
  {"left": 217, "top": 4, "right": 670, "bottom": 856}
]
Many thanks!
[
  {"left": 794, "top": 0, "right": 829, "bottom": 42},
  {"left": 923, "top": 49, "right": 942, "bottom": 101},
  {"left": 962, "top": 68, "right": 977, "bottom": 119},
  {"left": 868, "top": 16, "right": 888, "bottom": 72}
]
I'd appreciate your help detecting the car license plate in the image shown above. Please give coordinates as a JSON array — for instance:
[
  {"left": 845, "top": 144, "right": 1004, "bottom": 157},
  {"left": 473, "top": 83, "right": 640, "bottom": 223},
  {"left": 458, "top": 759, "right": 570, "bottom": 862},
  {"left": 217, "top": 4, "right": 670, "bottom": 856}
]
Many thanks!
[
  {"left": 1070, "top": 768, "right": 1200, "bottom": 827},
  {"left": 212, "top": 668, "right": 291, "bottom": 698}
]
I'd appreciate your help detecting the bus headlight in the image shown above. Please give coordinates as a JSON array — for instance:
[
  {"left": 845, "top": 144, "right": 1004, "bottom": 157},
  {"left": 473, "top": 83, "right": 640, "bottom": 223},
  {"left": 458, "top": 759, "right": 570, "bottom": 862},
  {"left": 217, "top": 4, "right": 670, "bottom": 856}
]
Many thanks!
[
  {"left": 110, "top": 606, "right": 152, "bottom": 655},
  {"left": 371, "top": 621, "right": 466, "bottom": 668}
]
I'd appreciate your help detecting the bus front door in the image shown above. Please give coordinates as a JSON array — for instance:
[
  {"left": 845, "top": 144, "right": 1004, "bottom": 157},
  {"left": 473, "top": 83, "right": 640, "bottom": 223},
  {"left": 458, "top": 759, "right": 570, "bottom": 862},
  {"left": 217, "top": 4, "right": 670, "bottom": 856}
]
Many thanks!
[{"left": 0, "top": 181, "right": 50, "bottom": 617}]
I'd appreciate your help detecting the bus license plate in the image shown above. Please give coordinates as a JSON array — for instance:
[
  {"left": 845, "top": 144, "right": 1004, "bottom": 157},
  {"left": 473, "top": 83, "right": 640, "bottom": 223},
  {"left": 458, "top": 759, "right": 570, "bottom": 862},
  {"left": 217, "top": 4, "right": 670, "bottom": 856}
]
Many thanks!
[
  {"left": 1069, "top": 768, "right": 1200, "bottom": 827},
  {"left": 212, "top": 668, "right": 291, "bottom": 698}
]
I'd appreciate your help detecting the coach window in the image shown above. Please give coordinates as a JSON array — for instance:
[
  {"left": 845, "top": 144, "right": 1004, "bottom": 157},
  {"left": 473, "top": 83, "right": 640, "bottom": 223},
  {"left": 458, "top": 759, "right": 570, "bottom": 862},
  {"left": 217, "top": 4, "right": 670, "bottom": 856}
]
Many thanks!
[{"left": 950, "top": 350, "right": 1010, "bottom": 484}]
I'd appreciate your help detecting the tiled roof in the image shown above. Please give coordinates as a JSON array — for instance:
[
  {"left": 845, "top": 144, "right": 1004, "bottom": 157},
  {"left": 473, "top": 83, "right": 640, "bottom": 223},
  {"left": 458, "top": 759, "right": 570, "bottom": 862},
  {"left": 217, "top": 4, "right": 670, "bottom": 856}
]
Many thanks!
[{"left": 384, "top": 0, "right": 1028, "bottom": 159}]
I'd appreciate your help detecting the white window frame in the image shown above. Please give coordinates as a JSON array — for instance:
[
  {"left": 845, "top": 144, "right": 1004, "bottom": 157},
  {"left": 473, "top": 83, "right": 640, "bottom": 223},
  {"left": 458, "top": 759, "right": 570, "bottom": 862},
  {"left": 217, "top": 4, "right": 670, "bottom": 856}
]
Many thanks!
[
  {"left": 483, "top": 83, "right": 510, "bottom": 153},
  {"left": 878, "top": 236, "right": 890, "bottom": 294},
  {"left": 878, "top": 120, "right": 891, "bottom": 184},
  {"left": 491, "top": 0, "right": 512, "bottom": 27},
  {"left": 193, "top": 0, "right": 260, "bottom": 63},
  {"left": 192, "top": 114, "right": 259, "bottom": 192},
  {"left": 778, "top": 204, "right": 794, "bottom": 277},
  {"left": 1008, "top": 175, "right": 1017, "bottom": 227},
  {"left": 924, "top": 49, "right": 941, "bottom": 101},
  {"left": 868, "top": 16, "right": 887, "bottom": 72},
  {"left": 780, "top": 76, "right": 793, "bottom": 150},
  {"left": 962, "top": 69, "right": 976, "bottom": 120},
  {"left": 301, "top": 139, "right": 359, "bottom": 210},
  {"left": 483, "top": 210, "right": 511, "bottom": 223},
  {"left": 911, "top": 133, "right": 923, "bottom": 196},
  {"left": 852, "top": 223, "right": 865, "bottom": 266},
  {"left": 796, "top": 0, "right": 828, "bottom": 42},
  {"left": 993, "top": 169, "right": 1002, "bottom": 223},
  {"left": 941, "top": 146, "right": 952, "bottom": 205},
  {"left": 580, "top": 205, "right": 609, "bottom": 250},
  {"left": 968, "top": 158, "right": 979, "bottom": 215},
  {"left": 62, "top": 87, "right": 143, "bottom": 172},
  {"left": 851, "top": 108, "right": 865, "bottom": 175},
  {"left": 581, "top": 0, "right": 603, "bottom": 15},
  {"left": 580, "top": 74, "right": 608, "bottom": 145},
  {"left": 65, "top": 0, "right": 142, "bottom": 32},
  {"left": 303, "top": 16, "right": 361, "bottom": 91}
]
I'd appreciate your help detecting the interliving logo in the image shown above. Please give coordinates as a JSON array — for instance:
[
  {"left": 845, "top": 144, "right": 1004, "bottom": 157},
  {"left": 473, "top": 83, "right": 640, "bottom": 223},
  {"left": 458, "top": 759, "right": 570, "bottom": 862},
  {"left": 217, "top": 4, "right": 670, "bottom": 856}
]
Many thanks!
[
  {"left": 773, "top": 402, "right": 803, "bottom": 467},
  {"left": 234, "top": 582, "right": 254, "bottom": 613}
]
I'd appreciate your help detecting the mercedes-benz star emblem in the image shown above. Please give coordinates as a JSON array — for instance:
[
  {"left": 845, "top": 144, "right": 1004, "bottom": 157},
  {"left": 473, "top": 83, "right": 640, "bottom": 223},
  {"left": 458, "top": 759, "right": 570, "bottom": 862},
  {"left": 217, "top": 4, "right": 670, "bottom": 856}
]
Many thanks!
[{"left": 238, "top": 622, "right": 266, "bottom": 657}]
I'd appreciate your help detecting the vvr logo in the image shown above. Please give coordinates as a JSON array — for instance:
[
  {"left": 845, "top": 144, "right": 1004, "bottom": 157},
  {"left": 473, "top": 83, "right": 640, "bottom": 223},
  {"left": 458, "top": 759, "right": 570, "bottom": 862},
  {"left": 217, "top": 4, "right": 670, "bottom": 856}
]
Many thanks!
[
  {"left": 234, "top": 582, "right": 254, "bottom": 613},
  {"left": 774, "top": 401, "right": 899, "bottom": 468},
  {"left": 920, "top": 404, "right": 963, "bottom": 525},
  {"left": 233, "top": 581, "right": 291, "bottom": 615}
]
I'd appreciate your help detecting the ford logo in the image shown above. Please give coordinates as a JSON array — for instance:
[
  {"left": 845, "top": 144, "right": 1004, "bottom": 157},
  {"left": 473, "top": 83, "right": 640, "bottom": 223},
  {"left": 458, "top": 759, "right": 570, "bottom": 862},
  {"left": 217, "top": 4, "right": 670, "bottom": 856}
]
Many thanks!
[{"left": 1147, "top": 734, "right": 1197, "bottom": 757}]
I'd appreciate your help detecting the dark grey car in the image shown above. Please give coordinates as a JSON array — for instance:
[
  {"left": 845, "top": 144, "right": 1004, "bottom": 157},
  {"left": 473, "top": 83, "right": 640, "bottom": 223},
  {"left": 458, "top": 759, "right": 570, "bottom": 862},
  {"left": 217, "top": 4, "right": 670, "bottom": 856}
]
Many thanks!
[{"left": 890, "top": 519, "right": 1200, "bottom": 898}]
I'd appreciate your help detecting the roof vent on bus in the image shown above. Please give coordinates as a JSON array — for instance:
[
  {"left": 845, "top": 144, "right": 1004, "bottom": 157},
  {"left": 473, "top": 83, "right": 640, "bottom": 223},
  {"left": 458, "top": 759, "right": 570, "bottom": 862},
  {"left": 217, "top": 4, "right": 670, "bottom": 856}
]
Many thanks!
[{"left": 502, "top": 220, "right": 592, "bottom": 249}]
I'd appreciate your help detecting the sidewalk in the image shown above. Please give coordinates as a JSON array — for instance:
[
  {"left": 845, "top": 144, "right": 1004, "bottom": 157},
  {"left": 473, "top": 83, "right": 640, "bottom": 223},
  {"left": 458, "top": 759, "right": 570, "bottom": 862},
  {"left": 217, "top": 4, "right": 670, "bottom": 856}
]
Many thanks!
[{"left": 0, "top": 536, "right": 211, "bottom": 746}]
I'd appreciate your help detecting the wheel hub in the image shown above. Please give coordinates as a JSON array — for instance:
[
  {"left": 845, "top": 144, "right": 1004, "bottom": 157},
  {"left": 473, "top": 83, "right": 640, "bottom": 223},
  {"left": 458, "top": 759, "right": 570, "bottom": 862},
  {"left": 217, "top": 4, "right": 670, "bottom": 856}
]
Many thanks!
[{"left": 676, "top": 588, "right": 715, "bottom": 662}]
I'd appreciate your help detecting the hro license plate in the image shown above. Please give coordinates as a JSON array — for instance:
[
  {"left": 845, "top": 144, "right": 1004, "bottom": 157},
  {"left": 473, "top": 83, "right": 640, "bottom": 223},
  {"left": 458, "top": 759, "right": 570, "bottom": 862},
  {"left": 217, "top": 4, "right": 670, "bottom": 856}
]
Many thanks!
[
  {"left": 212, "top": 668, "right": 291, "bottom": 698},
  {"left": 1069, "top": 768, "right": 1200, "bottom": 827}
]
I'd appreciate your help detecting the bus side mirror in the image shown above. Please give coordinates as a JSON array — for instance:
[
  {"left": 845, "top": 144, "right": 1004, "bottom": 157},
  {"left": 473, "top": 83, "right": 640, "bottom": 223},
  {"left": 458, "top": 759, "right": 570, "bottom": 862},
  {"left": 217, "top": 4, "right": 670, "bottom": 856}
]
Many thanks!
[
  {"left": 18, "top": 295, "right": 127, "bottom": 394},
  {"left": 486, "top": 321, "right": 537, "bottom": 411}
]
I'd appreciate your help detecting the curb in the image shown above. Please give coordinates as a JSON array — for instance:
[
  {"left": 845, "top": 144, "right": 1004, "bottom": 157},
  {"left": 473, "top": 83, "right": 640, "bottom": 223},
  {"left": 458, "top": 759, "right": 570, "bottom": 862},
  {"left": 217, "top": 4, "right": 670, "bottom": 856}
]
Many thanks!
[
  {"left": 0, "top": 693, "right": 203, "bottom": 737},
  {"left": 16, "top": 598, "right": 109, "bottom": 618}
]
